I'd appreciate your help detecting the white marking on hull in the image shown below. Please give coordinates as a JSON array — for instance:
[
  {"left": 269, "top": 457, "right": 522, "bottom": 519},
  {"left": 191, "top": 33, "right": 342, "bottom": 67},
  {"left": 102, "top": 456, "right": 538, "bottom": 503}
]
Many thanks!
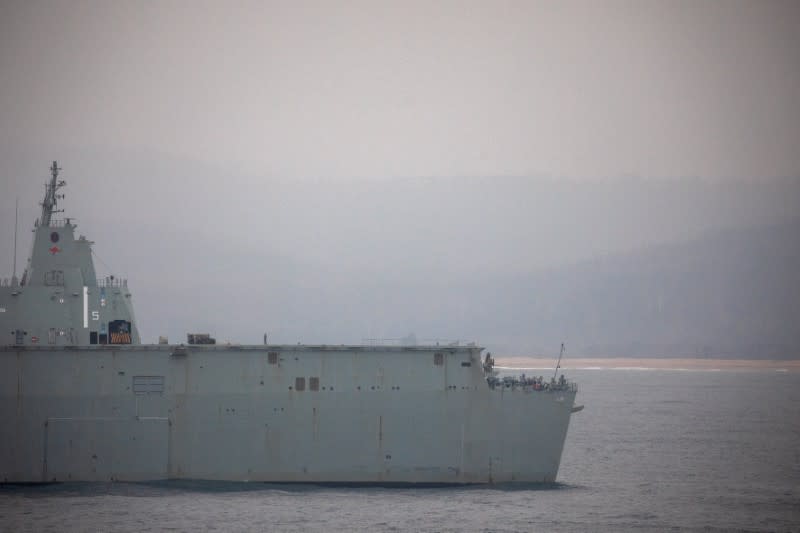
[{"left": 82, "top": 286, "right": 88, "bottom": 328}]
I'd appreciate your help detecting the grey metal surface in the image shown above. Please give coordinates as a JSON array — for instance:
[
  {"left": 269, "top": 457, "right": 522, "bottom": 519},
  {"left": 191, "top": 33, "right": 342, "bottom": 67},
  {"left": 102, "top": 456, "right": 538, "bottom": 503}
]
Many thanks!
[{"left": 1, "top": 344, "right": 576, "bottom": 483}]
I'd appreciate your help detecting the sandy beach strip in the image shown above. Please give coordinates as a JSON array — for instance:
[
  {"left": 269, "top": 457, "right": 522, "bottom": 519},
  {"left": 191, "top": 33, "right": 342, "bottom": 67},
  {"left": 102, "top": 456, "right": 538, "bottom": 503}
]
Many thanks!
[{"left": 495, "top": 357, "right": 800, "bottom": 371}]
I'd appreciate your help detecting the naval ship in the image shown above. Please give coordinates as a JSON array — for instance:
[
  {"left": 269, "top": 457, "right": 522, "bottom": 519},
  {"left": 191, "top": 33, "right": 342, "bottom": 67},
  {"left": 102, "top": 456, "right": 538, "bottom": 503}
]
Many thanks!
[{"left": 0, "top": 162, "right": 581, "bottom": 484}]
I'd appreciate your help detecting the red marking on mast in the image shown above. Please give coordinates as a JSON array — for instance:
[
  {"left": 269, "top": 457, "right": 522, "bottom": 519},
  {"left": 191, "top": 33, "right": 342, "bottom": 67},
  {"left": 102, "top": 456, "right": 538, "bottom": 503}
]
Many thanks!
[{"left": 49, "top": 245, "right": 60, "bottom": 254}]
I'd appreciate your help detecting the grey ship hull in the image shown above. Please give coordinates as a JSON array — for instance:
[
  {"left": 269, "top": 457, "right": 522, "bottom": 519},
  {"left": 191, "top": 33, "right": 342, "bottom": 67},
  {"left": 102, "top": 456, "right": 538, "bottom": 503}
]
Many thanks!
[{"left": 1, "top": 344, "right": 576, "bottom": 484}]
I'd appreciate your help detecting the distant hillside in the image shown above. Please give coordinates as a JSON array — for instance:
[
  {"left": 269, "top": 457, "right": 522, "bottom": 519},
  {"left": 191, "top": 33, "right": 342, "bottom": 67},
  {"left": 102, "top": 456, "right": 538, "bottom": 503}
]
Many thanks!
[
  {"left": 461, "top": 218, "right": 800, "bottom": 358},
  {"left": 265, "top": 217, "right": 800, "bottom": 358},
  {"left": 179, "top": 216, "right": 799, "bottom": 359}
]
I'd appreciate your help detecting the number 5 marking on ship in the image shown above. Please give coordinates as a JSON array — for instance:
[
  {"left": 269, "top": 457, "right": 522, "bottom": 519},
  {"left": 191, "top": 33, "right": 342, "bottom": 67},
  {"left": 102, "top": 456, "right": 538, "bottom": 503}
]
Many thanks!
[{"left": 92, "top": 311, "right": 100, "bottom": 321}]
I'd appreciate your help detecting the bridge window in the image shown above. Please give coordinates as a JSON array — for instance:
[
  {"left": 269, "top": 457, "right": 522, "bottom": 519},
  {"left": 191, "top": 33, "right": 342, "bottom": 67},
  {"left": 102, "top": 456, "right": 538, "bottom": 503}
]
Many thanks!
[{"left": 44, "top": 270, "right": 64, "bottom": 286}]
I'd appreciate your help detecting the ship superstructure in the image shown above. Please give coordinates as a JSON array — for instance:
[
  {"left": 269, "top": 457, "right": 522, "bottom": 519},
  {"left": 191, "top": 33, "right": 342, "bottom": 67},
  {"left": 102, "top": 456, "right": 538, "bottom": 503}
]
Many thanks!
[
  {"left": 0, "top": 162, "right": 138, "bottom": 346},
  {"left": 0, "top": 162, "right": 579, "bottom": 484}
]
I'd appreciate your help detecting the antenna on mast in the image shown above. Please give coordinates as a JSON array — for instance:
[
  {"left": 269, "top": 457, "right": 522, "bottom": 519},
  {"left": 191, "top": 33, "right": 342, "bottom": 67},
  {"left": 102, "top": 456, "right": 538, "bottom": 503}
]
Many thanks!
[
  {"left": 40, "top": 160, "right": 66, "bottom": 228},
  {"left": 12, "top": 196, "right": 19, "bottom": 281},
  {"left": 553, "top": 342, "right": 565, "bottom": 381}
]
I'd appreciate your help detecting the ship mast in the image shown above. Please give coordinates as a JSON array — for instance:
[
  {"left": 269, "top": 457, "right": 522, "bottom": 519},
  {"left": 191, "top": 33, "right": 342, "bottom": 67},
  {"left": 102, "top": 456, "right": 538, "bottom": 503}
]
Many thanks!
[
  {"left": 39, "top": 160, "right": 65, "bottom": 227},
  {"left": 12, "top": 197, "right": 18, "bottom": 281}
]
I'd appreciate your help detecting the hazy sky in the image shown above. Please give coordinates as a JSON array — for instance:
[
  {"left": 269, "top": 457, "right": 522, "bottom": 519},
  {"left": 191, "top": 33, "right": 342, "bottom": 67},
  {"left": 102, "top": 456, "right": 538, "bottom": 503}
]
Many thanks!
[
  {"left": 1, "top": 2, "right": 799, "bottom": 349},
  {"left": 1, "top": 0, "right": 799, "bottom": 181}
]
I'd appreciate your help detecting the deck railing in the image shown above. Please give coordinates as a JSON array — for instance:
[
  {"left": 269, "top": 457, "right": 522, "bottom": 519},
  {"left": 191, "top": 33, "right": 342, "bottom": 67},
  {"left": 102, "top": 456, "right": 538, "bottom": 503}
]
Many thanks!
[
  {"left": 96, "top": 277, "right": 128, "bottom": 288},
  {"left": 486, "top": 375, "right": 578, "bottom": 392}
]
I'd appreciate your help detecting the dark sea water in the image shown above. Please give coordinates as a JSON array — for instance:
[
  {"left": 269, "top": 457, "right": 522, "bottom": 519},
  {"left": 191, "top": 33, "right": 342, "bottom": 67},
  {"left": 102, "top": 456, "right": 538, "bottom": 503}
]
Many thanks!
[{"left": 2, "top": 369, "right": 799, "bottom": 532}]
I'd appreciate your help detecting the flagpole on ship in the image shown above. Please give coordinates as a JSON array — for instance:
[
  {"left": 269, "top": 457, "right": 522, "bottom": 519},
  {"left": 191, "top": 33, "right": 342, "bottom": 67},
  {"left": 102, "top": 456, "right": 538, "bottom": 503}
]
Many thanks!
[{"left": 12, "top": 196, "right": 18, "bottom": 283}]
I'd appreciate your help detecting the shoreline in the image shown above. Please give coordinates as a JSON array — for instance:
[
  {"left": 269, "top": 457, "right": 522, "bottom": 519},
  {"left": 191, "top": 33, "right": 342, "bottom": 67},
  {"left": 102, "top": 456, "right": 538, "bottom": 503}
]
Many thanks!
[{"left": 495, "top": 357, "right": 800, "bottom": 371}]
